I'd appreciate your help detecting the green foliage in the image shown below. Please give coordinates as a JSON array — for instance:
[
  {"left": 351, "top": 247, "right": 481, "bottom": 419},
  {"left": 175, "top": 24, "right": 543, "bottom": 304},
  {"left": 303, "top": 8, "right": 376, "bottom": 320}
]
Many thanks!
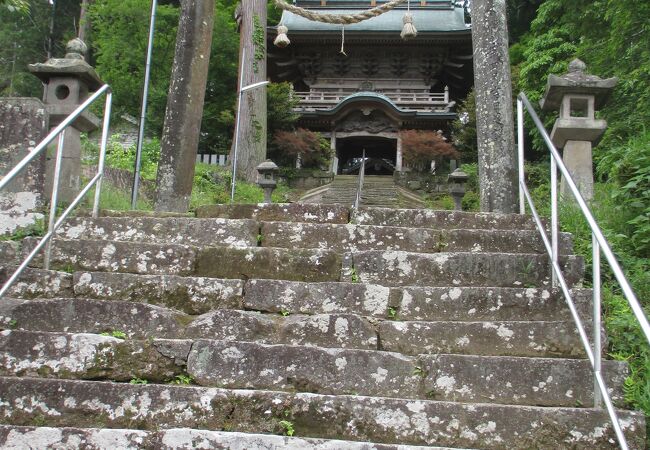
[
  {"left": 89, "top": 0, "right": 179, "bottom": 134},
  {"left": 191, "top": 163, "right": 294, "bottom": 209},
  {"left": 0, "top": 218, "right": 45, "bottom": 241},
  {"left": 597, "top": 130, "right": 650, "bottom": 256},
  {"left": 461, "top": 191, "right": 480, "bottom": 211},
  {"left": 451, "top": 89, "right": 478, "bottom": 163},
  {"left": 278, "top": 419, "right": 295, "bottom": 436},
  {"left": 102, "top": 137, "right": 161, "bottom": 181},
  {"left": 425, "top": 194, "right": 455, "bottom": 211},
  {"left": 0, "top": 0, "right": 29, "bottom": 15},
  {"left": 267, "top": 82, "right": 301, "bottom": 135},
  {"left": 515, "top": 0, "right": 650, "bottom": 152},
  {"left": 101, "top": 330, "right": 127, "bottom": 339},
  {"left": 252, "top": 14, "right": 265, "bottom": 73},
  {"left": 94, "top": 182, "right": 153, "bottom": 212},
  {"left": 170, "top": 374, "right": 193, "bottom": 385},
  {"left": 89, "top": 0, "right": 239, "bottom": 153},
  {"left": 129, "top": 378, "right": 148, "bottom": 385},
  {"left": 522, "top": 148, "right": 649, "bottom": 436},
  {"left": 0, "top": 1, "right": 81, "bottom": 97}
]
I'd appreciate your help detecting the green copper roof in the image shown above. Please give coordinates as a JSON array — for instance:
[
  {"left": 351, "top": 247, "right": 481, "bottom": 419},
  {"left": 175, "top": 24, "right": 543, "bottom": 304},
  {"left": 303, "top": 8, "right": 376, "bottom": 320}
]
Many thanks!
[
  {"left": 295, "top": 0, "right": 454, "bottom": 8},
  {"left": 281, "top": 7, "right": 469, "bottom": 33}
]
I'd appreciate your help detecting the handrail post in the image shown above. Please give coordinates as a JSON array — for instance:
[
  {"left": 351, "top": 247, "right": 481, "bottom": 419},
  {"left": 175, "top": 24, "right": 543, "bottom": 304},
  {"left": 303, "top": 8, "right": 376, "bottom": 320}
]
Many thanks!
[
  {"left": 551, "top": 156, "right": 559, "bottom": 287},
  {"left": 43, "top": 132, "right": 66, "bottom": 271},
  {"left": 93, "top": 91, "right": 113, "bottom": 218},
  {"left": 593, "top": 233, "right": 603, "bottom": 408},
  {"left": 354, "top": 149, "right": 366, "bottom": 209},
  {"left": 517, "top": 97, "right": 525, "bottom": 215}
]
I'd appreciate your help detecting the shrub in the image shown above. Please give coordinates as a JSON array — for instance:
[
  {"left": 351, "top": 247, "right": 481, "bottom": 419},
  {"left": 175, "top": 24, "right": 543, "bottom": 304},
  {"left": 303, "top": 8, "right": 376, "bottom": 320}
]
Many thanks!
[
  {"left": 400, "top": 130, "right": 459, "bottom": 170},
  {"left": 271, "top": 128, "right": 330, "bottom": 168}
]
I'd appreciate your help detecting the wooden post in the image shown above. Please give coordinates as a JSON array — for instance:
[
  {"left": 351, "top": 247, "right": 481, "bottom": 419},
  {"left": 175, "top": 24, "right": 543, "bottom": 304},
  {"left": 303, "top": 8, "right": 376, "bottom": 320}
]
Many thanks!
[
  {"left": 471, "top": 0, "right": 518, "bottom": 213},
  {"left": 154, "top": 0, "right": 215, "bottom": 212},
  {"left": 230, "top": 0, "right": 268, "bottom": 183}
]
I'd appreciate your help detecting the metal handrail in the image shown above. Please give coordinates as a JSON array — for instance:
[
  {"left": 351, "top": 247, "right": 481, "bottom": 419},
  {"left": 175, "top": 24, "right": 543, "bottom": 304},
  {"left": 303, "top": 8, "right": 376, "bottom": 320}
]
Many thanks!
[
  {"left": 354, "top": 149, "right": 366, "bottom": 209},
  {"left": 0, "top": 85, "right": 113, "bottom": 299},
  {"left": 517, "top": 91, "right": 650, "bottom": 450}
]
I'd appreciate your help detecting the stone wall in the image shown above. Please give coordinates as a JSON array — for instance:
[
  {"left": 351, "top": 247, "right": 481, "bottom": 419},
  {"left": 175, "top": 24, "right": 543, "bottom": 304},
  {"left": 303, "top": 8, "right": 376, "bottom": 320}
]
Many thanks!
[
  {"left": 285, "top": 170, "right": 334, "bottom": 190},
  {"left": 0, "top": 98, "right": 48, "bottom": 194},
  {"left": 0, "top": 98, "right": 49, "bottom": 236},
  {"left": 393, "top": 171, "right": 448, "bottom": 194}
]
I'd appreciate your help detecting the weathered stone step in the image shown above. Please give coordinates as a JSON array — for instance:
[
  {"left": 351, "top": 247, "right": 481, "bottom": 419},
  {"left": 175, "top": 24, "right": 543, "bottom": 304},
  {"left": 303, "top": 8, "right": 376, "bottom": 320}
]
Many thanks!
[
  {"left": 0, "top": 300, "right": 377, "bottom": 349},
  {"left": 352, "top": 250, "right": 583, "bottom": 287},
  {"left": 262, "top": 222, "right": 572, "bottom": 254},
  {"left": 188, "top": 341, "right": 625, "bottom": 407},
  {"left": 0, "top": 378, "right": 643, "bottom": 448},
  {"left": 0, "top": 331, "right": 624, "bottom": 407},
  {"left": 3, "top": 270, "right": 591, "bottom": 322},
  {"left": 0, "top": 267, "right": 74, "bottom": 299},
  {"left": 195, "top": 246, "right": 342, "bottom": 282},
  {"left": 389, "top": 285, "right": 591, "bottom": 322},
  {"left": 25, "top": 238, "right": 197, "bottom": 276},
  {"left": 0, "top": 330, "right": 186, "bottom": 382},
  {"left": 188, "top": 340, "right": 420, "bottom": 399},
  {"left": 195, "top": 203, "right": 349, "bottom": 224},
  {"left": 244, "top": 280, "right": 591, "bottom": 322},
  {"left": 24, "top": 239, "right": 343, "bottom": 282},
  {"left": 0, "top": 426, "right": 454, "bottom": 450},
  {"left": 57, "top": 217, "right": 259, "bottom": 248},
  {"left": 352, "top": 207, "right": 540, "bottom": 230},
  {"left": 379, "top": 320, "right": 587, "bottom": 358},
  {"left": 0, "top": 298, "right": 188, "bottom": 339},
  {"left": 420, "top": 354, "right": 626, "bottom": 407},
  {"left": 74, "top": 271, "right": 243, "bottom": 315}
]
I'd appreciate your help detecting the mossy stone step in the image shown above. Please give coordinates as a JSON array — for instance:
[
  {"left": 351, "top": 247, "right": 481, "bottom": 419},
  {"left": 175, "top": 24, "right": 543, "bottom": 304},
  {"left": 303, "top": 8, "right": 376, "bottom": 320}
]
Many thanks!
[{"left": 0, "top": 378, "right": 643, "bottom": 448}]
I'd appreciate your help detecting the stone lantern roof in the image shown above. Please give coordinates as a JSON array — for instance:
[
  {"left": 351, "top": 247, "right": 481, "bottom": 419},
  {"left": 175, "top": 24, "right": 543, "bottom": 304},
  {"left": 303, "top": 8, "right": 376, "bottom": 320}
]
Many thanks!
[
  {"left": 540, "top": 59, "right": 617, "bottom": 111},
  {"left": 29, "top": 38, "right": 103, "bottom": 91}
]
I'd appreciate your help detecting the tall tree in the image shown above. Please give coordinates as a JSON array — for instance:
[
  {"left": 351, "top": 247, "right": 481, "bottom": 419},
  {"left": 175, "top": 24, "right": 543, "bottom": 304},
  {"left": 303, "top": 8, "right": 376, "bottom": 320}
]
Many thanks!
[
  {"left": 154, "top": 0, "right": 215, "bottom": 212},
  {"left": 78, "top": 0, "right": 94, "bottom": 43},
  {"left": 471, "top": 0, "right": 518, "bottom": 213},
  {"left": 230, "top": 0, "right": 267, "bottom": 182}
]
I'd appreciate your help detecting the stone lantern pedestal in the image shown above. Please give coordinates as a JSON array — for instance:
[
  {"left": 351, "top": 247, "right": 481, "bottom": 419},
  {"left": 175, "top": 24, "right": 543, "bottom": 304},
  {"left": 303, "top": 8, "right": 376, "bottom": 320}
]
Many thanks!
[
  {"left": 540, "top": 59, "right": 617, "bottom": 201},
  {"left": 29, "top": 39, "right": 103, "bottom": 203}
]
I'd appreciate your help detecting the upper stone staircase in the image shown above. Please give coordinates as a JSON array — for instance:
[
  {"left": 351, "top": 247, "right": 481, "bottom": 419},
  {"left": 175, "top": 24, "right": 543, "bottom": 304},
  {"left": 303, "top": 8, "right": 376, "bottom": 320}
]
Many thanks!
[
  {"left": 0, "top": 203, "right": 645, "bottom": 449},
  {"left": 304, "top": 175, "right": 425, "bottom": 209}
]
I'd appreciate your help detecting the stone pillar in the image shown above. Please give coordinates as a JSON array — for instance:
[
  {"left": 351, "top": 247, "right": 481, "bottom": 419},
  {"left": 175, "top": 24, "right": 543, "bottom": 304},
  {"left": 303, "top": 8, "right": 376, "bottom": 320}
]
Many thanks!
[
  {"left": 155, "top": 0, "right": 216, "bottom": 212},
  {"left": 540, "top": 60, "right": 617, "bottom": 201},
  {"left": 29, "top": 38, "right": 102, "bottom": 204},
  {"left": 471, "top": 0, "right": 518, "bottom": 213},
  {"left": 0, "top": 99, "right": 49, "bottom": 236}
]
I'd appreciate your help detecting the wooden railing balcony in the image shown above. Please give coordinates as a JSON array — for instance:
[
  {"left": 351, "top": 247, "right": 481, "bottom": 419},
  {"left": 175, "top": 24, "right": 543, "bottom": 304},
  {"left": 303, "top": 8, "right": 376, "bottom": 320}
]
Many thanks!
[{"left": 293, "top": 89, "right": 453, "bottom": 113}]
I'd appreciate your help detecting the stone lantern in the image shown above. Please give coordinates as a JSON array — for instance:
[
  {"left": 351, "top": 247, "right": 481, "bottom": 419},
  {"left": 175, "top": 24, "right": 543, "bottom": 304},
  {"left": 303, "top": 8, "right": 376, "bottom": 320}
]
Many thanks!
[
  {"left": 448, "top": 168, "right": 469, "bottom": 211},
  {"left": 540, "top": 59, "right": 617, "bottom": 201},
  {"left": 256, "top": 160, "right": 279, "bottom": 204},
  {"left": 29, "top": 38, "right": 103, "bottom": 203}
]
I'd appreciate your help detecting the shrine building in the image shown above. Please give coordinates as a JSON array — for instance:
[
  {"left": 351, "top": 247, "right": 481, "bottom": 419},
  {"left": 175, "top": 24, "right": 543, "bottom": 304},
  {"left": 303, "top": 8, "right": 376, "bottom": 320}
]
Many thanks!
[{"left": 268, "top": 0, "right": 473, "bottom": 175}]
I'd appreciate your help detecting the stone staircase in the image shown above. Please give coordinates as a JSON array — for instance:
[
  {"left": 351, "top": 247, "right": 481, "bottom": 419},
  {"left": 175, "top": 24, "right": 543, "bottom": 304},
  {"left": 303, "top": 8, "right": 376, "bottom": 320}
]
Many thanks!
[
  {"left": 0, "top": 203, "right": 645, "bottom": 449},
  {"left": 305, "top": 175, "right": 425, "bottom": 209}
]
